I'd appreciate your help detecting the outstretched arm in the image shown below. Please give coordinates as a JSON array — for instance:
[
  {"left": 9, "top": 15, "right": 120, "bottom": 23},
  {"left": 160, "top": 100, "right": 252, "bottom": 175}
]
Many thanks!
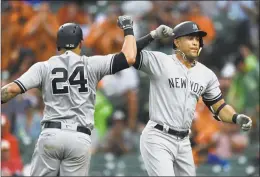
[
  {"left": 89, "top": 16, "right": 137, "bottom": 79},
  {"left": 136, "top": 33, "right": 154, "bottom": 52},
  {"left": 136, "top": 25, "right": 174, "bottom": 51},
  {"left": 1, "top": 62, "right": 45, "bottom": 104},
  {"left": 133, "top": 25, "right": 174, "bottom": 68},
  {"left": 117, "top": 16, "right": 137, "bottom": 66},
  {"left": 211, "top": 99, "right": 252, "bottom": 131},
  {"left": 203, "top": 70, "right": 252, "bottom": 132},
  {"left": 120, "top": 21, "right": 174, "bottom": 60},
  {"left": 91, "top": 24, "right": 174, "bottom": 78},
  {"left": 1, "top": 83, "right": 22, "bottom": 104}
]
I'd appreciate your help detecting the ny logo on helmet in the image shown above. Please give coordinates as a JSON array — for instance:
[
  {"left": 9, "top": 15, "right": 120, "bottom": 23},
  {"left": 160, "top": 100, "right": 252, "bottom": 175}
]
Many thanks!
[{"left": 192, "top": 24, "right": 198, "bottom": 30}]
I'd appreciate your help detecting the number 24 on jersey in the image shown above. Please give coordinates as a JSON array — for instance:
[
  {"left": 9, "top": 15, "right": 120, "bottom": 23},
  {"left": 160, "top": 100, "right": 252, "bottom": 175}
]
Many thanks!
[{"left": 51, "top": 66, "right": 89, "bottom": 94}]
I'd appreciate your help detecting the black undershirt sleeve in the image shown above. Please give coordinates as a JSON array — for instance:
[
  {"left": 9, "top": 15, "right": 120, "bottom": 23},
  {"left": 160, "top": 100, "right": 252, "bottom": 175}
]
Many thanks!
[{"left": 133, "top": 34, "right": 154, "bottom": 69}]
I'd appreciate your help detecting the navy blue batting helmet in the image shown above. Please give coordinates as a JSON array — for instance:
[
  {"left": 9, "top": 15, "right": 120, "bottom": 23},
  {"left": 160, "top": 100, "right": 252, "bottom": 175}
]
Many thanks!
[
  {"left": 172, "top": 21, "right": 207, "bottom": 49},
  {"left": 56, "top": 23, "right": 83, "bottom": 51}
]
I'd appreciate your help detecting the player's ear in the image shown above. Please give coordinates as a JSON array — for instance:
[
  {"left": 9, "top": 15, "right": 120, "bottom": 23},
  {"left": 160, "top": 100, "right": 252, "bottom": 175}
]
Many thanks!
[
  {"left": 174, "top": 39, "right": 179, "bottom": 48},
  {"left": 79, "top": 41, "right": 82, "bottom": 49}
]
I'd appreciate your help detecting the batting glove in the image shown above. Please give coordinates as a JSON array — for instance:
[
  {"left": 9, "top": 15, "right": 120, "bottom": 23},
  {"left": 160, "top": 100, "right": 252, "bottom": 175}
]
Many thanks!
[
  {"left": 235, "top": 114, "right": 252, "bottom": 131},
  {"left": 117, "top": 15, "right": 133, "bottom": 30},
  {"left": 150, "top": 25, "right": 174, "bottom": 39}
]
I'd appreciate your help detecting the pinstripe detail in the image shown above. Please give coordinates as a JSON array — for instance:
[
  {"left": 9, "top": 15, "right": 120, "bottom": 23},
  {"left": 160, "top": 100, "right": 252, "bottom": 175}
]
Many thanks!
[
  {"left": 203, "top": 92, "right": 222, "bottom": 101},
  {"left": 150, "top": 52, "right": 157, "bottom": 62},
  {"left": 110, "top": 54, "right": 116, "bottom": 74},
  {"left": 138, "top": 51, "right": 143, "bottom": 70}
]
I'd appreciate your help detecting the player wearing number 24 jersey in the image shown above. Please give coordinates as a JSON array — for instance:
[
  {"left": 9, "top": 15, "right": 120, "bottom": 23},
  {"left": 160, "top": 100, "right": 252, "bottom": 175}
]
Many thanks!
[
  {"left": 1, "top": 16, "right": 136, "bottom": 176},
  {"left": 13, "top": 50, "right": 118, "bottom": 130}
]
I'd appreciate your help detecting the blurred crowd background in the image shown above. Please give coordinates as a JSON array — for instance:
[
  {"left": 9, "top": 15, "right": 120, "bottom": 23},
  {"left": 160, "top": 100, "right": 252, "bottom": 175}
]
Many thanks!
[{"left": 1, "top": 0, "right": 259, "bottom": 176}]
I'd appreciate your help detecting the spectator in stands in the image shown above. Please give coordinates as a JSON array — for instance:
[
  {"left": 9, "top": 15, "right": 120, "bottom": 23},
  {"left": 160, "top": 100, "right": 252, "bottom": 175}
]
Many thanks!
[
  {"left": 153, "top": 5, "right": 175, "bottom": 54},
  {"left": 1, "top": 140, "right": 23, "bottom": 176},
  {"left": 186, "top": 2, "right": 216, "bottom": 67},
  {"left": 8, "top": 1, "right": 35, "bottom": 26},
  {"left": 84, "top": 4, "right": 123, "bottom": 55},
  {"left": 226, "top": 44, "right": 259, "bottom": 115},
  {"left": 121, "top": 1, "right": 153, "bottom": 38},
  {"left": 1, "top": 49, "right": 36, "bottom": 135},
  {"left": 1, "top": 1, "right": 34, "bottom": 71},
  {"left": 216, "top": 1, "right": 255, "bottom": 49},
  {"left": 197, "top": 1, "right": 218, "bottom": 18},
  {"left": 90, "top": 90, "right": 114, "bottom": 154},
  {"left": 1, "top": 23, "right": 20, "bottom": 71},
  {"left": 136, "top": 13, "right": 157, "bottom": 50},
  {"left": 188, "top": 2, "right": 216, "bottom": 45},
  {"left": 100, "top": 67, "right": 139, "bottom": 132},
  {"left": 192, "top": 99, "right": 249, "bottom": 170},
  {"left": 15, "top": 89, "right": 42, "bottom": 142},
  {"left": 208, "top": 3, "right": 238, "bottom": 71},
  {"left": 0, "top": 79, "right": 16, "bottom": 133},
  {"left": 97, "top": 110, "right": 135, "bottom": 156},
  {"left": 9, "top": 48, "right": 36, "bottom": 79},
  {"left": 219, "top": 62, "right": 236, "bottom": 98},
  {"left": 1, "top": 85, "right": 35, "bottom": 137},
  {"left": 1, "top": 115, "right": 23, "bottom": 168},
  {"left": 239, "top": 44, "right": 259, "bottom": 116},
  {"left": 227, "top": 44, "right": 259, "bottom": 143},
  {"left": 57, "top": 2, "right": 90, "bottom": 26},
  {"left": 191, "top": 98, "right": 221, "bottom": 166},
  {"left": 239, "top": 1, "right": 259, "bottom": 53},
  {"left": 175, "top": 3, "right": 190, "bottom": 24},
  {"left": 210, "top": 122, "right": 249, "bottom": 169},
  {"left": 0, "top": 1, "right": 258, "bottom": 175},
  {"left": 21, "top": 2, "right": 59, "bottom": 62}
]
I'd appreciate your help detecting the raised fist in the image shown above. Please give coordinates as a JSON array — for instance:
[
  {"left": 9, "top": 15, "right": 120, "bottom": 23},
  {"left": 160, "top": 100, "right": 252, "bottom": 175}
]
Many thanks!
[{"left": 117, "top": 15, "right": 133, "bottom": 30}]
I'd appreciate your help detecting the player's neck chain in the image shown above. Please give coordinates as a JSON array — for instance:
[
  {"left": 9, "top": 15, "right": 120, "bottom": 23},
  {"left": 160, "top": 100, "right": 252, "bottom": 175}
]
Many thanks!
[{"left": 172, "top": 53, "right": 196, "bottom": 70}]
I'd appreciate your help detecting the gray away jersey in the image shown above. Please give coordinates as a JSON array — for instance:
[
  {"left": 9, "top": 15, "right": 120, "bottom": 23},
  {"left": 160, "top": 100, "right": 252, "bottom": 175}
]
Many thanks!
[
  {"left": 14, "top": 51, "right": 115, "bottom": 130},
  {"left": 135, "top": 50, "right": 222, "bottom": 131}
]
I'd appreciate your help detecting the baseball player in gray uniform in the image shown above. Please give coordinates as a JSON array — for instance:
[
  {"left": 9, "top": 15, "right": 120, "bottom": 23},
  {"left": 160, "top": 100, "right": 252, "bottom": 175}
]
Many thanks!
[
  {"left": 133, "top": 21, "right": 253, "bottom": 176},
  {"left": 1, "top": 16, "right": 136, "bottom": 176}
]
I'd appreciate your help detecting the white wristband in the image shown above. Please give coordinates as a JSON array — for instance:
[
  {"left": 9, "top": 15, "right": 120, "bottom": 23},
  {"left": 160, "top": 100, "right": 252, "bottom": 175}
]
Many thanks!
[{"left": 150, "top": 30, "right": 157, "bottom": 39}]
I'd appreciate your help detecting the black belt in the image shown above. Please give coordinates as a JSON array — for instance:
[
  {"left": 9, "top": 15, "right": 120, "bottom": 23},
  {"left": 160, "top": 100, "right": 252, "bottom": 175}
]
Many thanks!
[
  {"left": 44, "top": 122, "right": 91, "bottom": 136},
  {"left": 154, "top": 124, "right": 189, "bottom": 139}
]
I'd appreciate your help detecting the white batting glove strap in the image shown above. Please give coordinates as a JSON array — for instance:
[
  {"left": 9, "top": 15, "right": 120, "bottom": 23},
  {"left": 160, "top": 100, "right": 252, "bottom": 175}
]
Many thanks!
[
  {"left": 150, "top": 30, "right": 157, "bottom": 39},
  {"left": 236, "top": 114, "right": 252, "bottom": 131}
]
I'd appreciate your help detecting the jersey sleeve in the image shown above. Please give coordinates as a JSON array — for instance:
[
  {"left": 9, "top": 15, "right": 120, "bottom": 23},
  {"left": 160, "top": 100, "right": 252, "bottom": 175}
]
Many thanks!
[
  {"left": 202, "top": 70, "right": 222, "bottom": 106},
  {"left": 133, "top": 50, "right": 163, "bottom": 76},
  {"left": 14, "top": 62, "right": 46, "bottom": 93},
  {"left": 88, "top": 54, "right": 115, "bottom": 81}
]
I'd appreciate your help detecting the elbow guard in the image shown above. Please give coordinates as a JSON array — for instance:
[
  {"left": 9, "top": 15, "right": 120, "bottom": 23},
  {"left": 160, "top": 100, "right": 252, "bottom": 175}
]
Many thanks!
[
  {"left": 206, "top": 102, "right": 227, "bottom": 121},
  {"left": 111, "top": 52, "right": 129, "bottom": 74}
]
